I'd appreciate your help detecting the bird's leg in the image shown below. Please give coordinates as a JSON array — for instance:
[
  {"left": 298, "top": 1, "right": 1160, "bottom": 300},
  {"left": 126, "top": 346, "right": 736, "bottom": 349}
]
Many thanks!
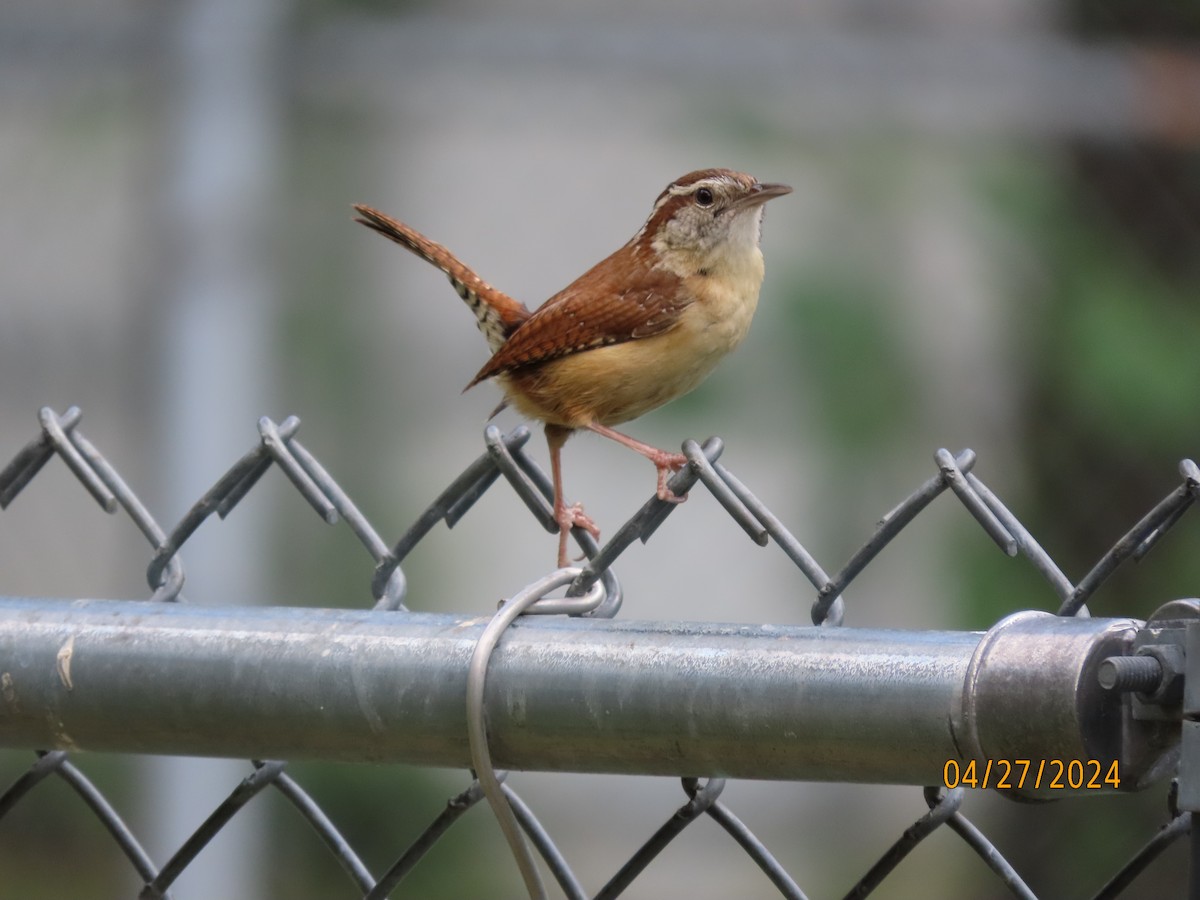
[
  {"left": 546, "top": 425, "right": 601, "bottom": 568},
  {"left": 585, "top": 423, "right": 689, "bottom": 503}
]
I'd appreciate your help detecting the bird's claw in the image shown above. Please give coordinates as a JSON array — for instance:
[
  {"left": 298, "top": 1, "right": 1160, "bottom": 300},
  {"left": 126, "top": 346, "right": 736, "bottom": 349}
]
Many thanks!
[
  {"left": 653, "top": 452, "right": 690, "bottom": 503},
  {"left": 560, "top": 502, "right": 601, "bottom": 540},
  {"left": 556, "top": 501, "right": 601, "bottom": 568}
]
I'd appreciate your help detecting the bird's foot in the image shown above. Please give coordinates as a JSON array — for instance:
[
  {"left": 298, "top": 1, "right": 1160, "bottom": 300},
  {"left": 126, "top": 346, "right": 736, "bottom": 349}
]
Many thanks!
[
  {"left": 556, "top": 501, "right": 601, "bottom": 568},
  {"left": 651, "top": 451, "right": 690, "bottom": 503}
]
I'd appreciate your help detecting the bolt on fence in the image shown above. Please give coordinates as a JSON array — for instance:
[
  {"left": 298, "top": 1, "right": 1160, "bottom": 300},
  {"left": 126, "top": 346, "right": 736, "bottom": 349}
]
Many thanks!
[{"left": 0, "top": 405, "right": 1198, "bottom": 898}]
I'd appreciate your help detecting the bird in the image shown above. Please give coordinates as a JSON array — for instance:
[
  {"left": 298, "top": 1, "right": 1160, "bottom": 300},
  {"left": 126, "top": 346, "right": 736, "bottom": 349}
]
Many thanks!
[{"left": 354, "top": 168, "right": 790, "bottom": 568}]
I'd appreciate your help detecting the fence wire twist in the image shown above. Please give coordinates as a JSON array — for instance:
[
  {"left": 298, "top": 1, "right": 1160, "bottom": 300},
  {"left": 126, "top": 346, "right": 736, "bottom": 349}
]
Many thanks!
[{"left": 1, "top": 405, "right": 1197, "bottom": 898}]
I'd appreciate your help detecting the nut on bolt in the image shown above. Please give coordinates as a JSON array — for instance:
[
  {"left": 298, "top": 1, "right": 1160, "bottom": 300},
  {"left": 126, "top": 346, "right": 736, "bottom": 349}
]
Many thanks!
[
  {"left": 1098, "top": 645, "right": 1184, "bottom": 706},
  {"left": 1098, "top": 654, "right": 1163, "bottom": 693}
]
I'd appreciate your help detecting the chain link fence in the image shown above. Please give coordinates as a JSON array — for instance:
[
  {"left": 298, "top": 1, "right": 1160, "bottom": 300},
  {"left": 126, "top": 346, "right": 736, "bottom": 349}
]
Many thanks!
[{"left": 1, "top": 405, "right": 1197, "bottom": 898}]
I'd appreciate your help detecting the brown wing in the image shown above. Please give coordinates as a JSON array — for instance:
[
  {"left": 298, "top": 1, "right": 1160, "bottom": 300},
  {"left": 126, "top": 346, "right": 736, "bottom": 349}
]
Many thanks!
[{"left": 465, "top": 258, "right": 691, "bottom": 388}]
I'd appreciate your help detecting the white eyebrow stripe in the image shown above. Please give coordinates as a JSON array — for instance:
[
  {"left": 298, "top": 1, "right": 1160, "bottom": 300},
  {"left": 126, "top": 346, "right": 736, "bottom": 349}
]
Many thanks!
[
  {"left": 667, "top": 175, "right": 739, "bottom": 198},
  {"left": 648, "top": 171, "right": 749, "bottom": 216}
]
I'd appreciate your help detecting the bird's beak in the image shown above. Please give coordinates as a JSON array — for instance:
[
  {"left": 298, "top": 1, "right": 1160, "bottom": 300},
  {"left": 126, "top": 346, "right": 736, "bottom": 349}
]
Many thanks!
[{"left": 729, "top": 181, "right": 793, "bottom": 211}]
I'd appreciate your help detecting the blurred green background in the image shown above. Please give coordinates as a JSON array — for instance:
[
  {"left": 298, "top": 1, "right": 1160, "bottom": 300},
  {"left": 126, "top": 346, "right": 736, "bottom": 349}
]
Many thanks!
[{"left": 1, "top": 0, "right": 1198, "bottom": 897}]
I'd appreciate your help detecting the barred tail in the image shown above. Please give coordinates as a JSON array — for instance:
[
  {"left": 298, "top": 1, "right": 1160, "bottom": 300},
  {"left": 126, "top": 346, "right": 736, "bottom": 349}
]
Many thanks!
[{"left": 353, "top": 204, "right": 530, "bottom": 353}]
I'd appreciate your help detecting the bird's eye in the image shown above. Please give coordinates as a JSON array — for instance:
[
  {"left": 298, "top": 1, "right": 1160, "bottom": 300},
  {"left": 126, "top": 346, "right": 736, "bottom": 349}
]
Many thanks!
[{"left": 695, "top": 187, "right": 714, "bottom": 207}]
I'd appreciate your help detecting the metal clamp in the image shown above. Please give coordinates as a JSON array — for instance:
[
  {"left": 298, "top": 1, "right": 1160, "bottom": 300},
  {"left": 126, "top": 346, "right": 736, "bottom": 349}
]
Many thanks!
[{"left": 1098, "top": 599, "right": 1198, "bottom": 720}]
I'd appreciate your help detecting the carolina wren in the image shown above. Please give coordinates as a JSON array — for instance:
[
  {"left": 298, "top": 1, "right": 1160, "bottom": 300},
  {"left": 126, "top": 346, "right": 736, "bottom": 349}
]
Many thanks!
[{"left": 354, "top": 168, "right": 790, "bottom": 568}]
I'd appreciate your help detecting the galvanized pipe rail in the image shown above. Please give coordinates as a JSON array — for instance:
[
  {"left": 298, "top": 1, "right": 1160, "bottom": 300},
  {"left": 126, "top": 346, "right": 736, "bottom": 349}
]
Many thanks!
[{"left": 0, "top": 596, "right": 1170, "bottom": 797}]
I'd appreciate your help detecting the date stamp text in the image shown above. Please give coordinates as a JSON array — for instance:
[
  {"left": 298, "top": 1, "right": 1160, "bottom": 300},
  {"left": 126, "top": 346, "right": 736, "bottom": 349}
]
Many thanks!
[{"left": 943, "top": 758, "right": 1120, "bottom": 791}]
